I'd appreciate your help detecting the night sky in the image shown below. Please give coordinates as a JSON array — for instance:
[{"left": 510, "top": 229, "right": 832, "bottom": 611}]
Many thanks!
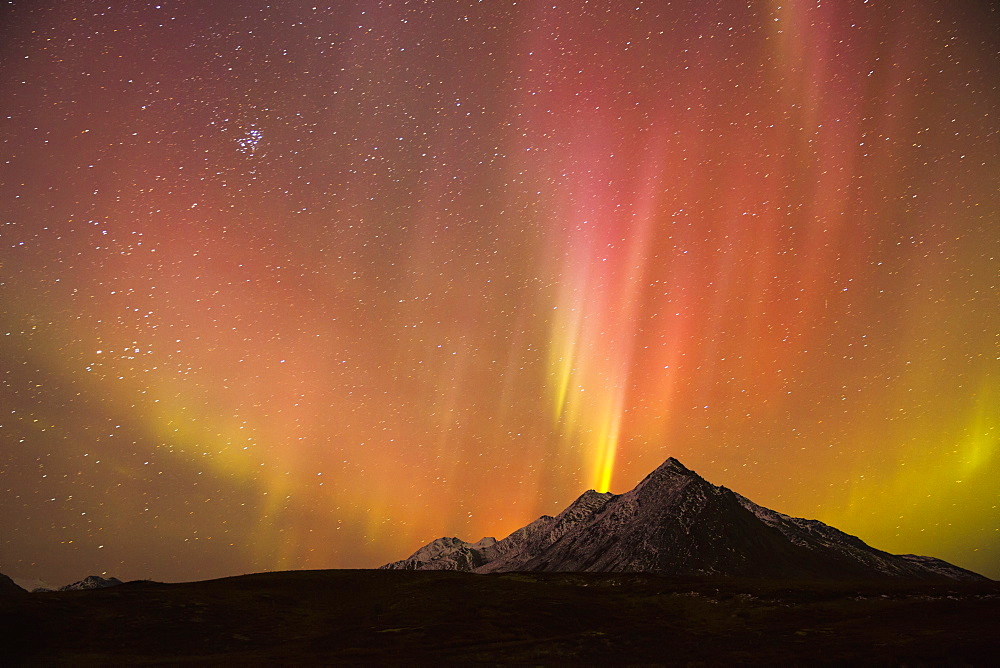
[{"left": 2, "top": 0, "right": 997, "bottom": 585}]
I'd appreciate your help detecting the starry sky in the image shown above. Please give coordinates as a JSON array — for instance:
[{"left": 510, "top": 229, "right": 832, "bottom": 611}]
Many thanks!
[{"left": 1, "top": 0, "right": 997, "bottom": 585}]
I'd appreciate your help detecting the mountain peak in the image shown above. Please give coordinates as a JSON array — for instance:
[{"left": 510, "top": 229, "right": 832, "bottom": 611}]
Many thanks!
[
  {"left": 641, "top": 456, "right": 699, "bottom": 480},
  {"left": 628, "top": 456, "right": 703, "bottom": 497},
  {"left": 561, "top": 489, "right": 616, "bottom": 513},
  {"left": 659, "top": 457, "right": 691, "bottom": 473}
]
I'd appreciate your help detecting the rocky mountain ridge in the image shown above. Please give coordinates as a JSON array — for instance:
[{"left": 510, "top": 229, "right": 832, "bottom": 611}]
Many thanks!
[{"left": 382, "top": 458, "right": 987, "bottom": 581}]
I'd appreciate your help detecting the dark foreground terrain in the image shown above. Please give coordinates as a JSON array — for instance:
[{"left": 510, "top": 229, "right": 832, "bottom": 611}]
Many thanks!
[{"left": 3, "top": 569, "right": 997, "bottom": 665}]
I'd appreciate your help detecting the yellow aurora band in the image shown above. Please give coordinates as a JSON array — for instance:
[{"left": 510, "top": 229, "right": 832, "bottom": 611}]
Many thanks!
[{"left": 545, "top": 183, "right": 657, "bottom": 493}]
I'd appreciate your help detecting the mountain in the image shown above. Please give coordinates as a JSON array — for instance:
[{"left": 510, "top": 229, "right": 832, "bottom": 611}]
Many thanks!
[
  {"left": 0, "top": 572, "right": 28, "bottom": 597},
  {"left": 384, "top": 536, "right": 499, "bottom": 571},
  {"left": 30, "top": 575, "right": 125, "bottom": 592},
  {"left": 9, "top": 576, "right": 55, "bottom": 593},
  {"left": 382, "top": 458, "right": 987, "bottom": 581}
]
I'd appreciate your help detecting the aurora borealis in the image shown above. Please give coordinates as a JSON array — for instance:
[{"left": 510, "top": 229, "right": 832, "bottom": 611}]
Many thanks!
[{"left": 1, "top": 0, "right": 997, "bottom": 585}]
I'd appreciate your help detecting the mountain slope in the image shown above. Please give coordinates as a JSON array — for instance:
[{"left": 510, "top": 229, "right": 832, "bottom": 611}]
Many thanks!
[
  {"left": 383, "top": 458, "right": 987, "bottom": 581},
  {"left": 0, "top": 573, "right": 28, "bottom": 597}
]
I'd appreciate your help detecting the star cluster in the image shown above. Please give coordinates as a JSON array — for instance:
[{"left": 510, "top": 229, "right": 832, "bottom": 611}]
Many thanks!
[{"left": 1, "top": 0, "right": 997, "bottom": 584}]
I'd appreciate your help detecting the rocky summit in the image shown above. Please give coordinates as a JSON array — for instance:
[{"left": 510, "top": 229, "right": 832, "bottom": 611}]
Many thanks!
[{"left": 382, "top": 458, "right": 986, "bottom": 581}]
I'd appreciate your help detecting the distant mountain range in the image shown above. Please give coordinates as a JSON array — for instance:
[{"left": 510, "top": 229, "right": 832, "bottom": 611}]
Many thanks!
[
  {"left": 382, "top": 458, "right": 987, "bottom": 581},
  {"left": 1, "top": 575, "right": 123, "bottom": 595}
]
